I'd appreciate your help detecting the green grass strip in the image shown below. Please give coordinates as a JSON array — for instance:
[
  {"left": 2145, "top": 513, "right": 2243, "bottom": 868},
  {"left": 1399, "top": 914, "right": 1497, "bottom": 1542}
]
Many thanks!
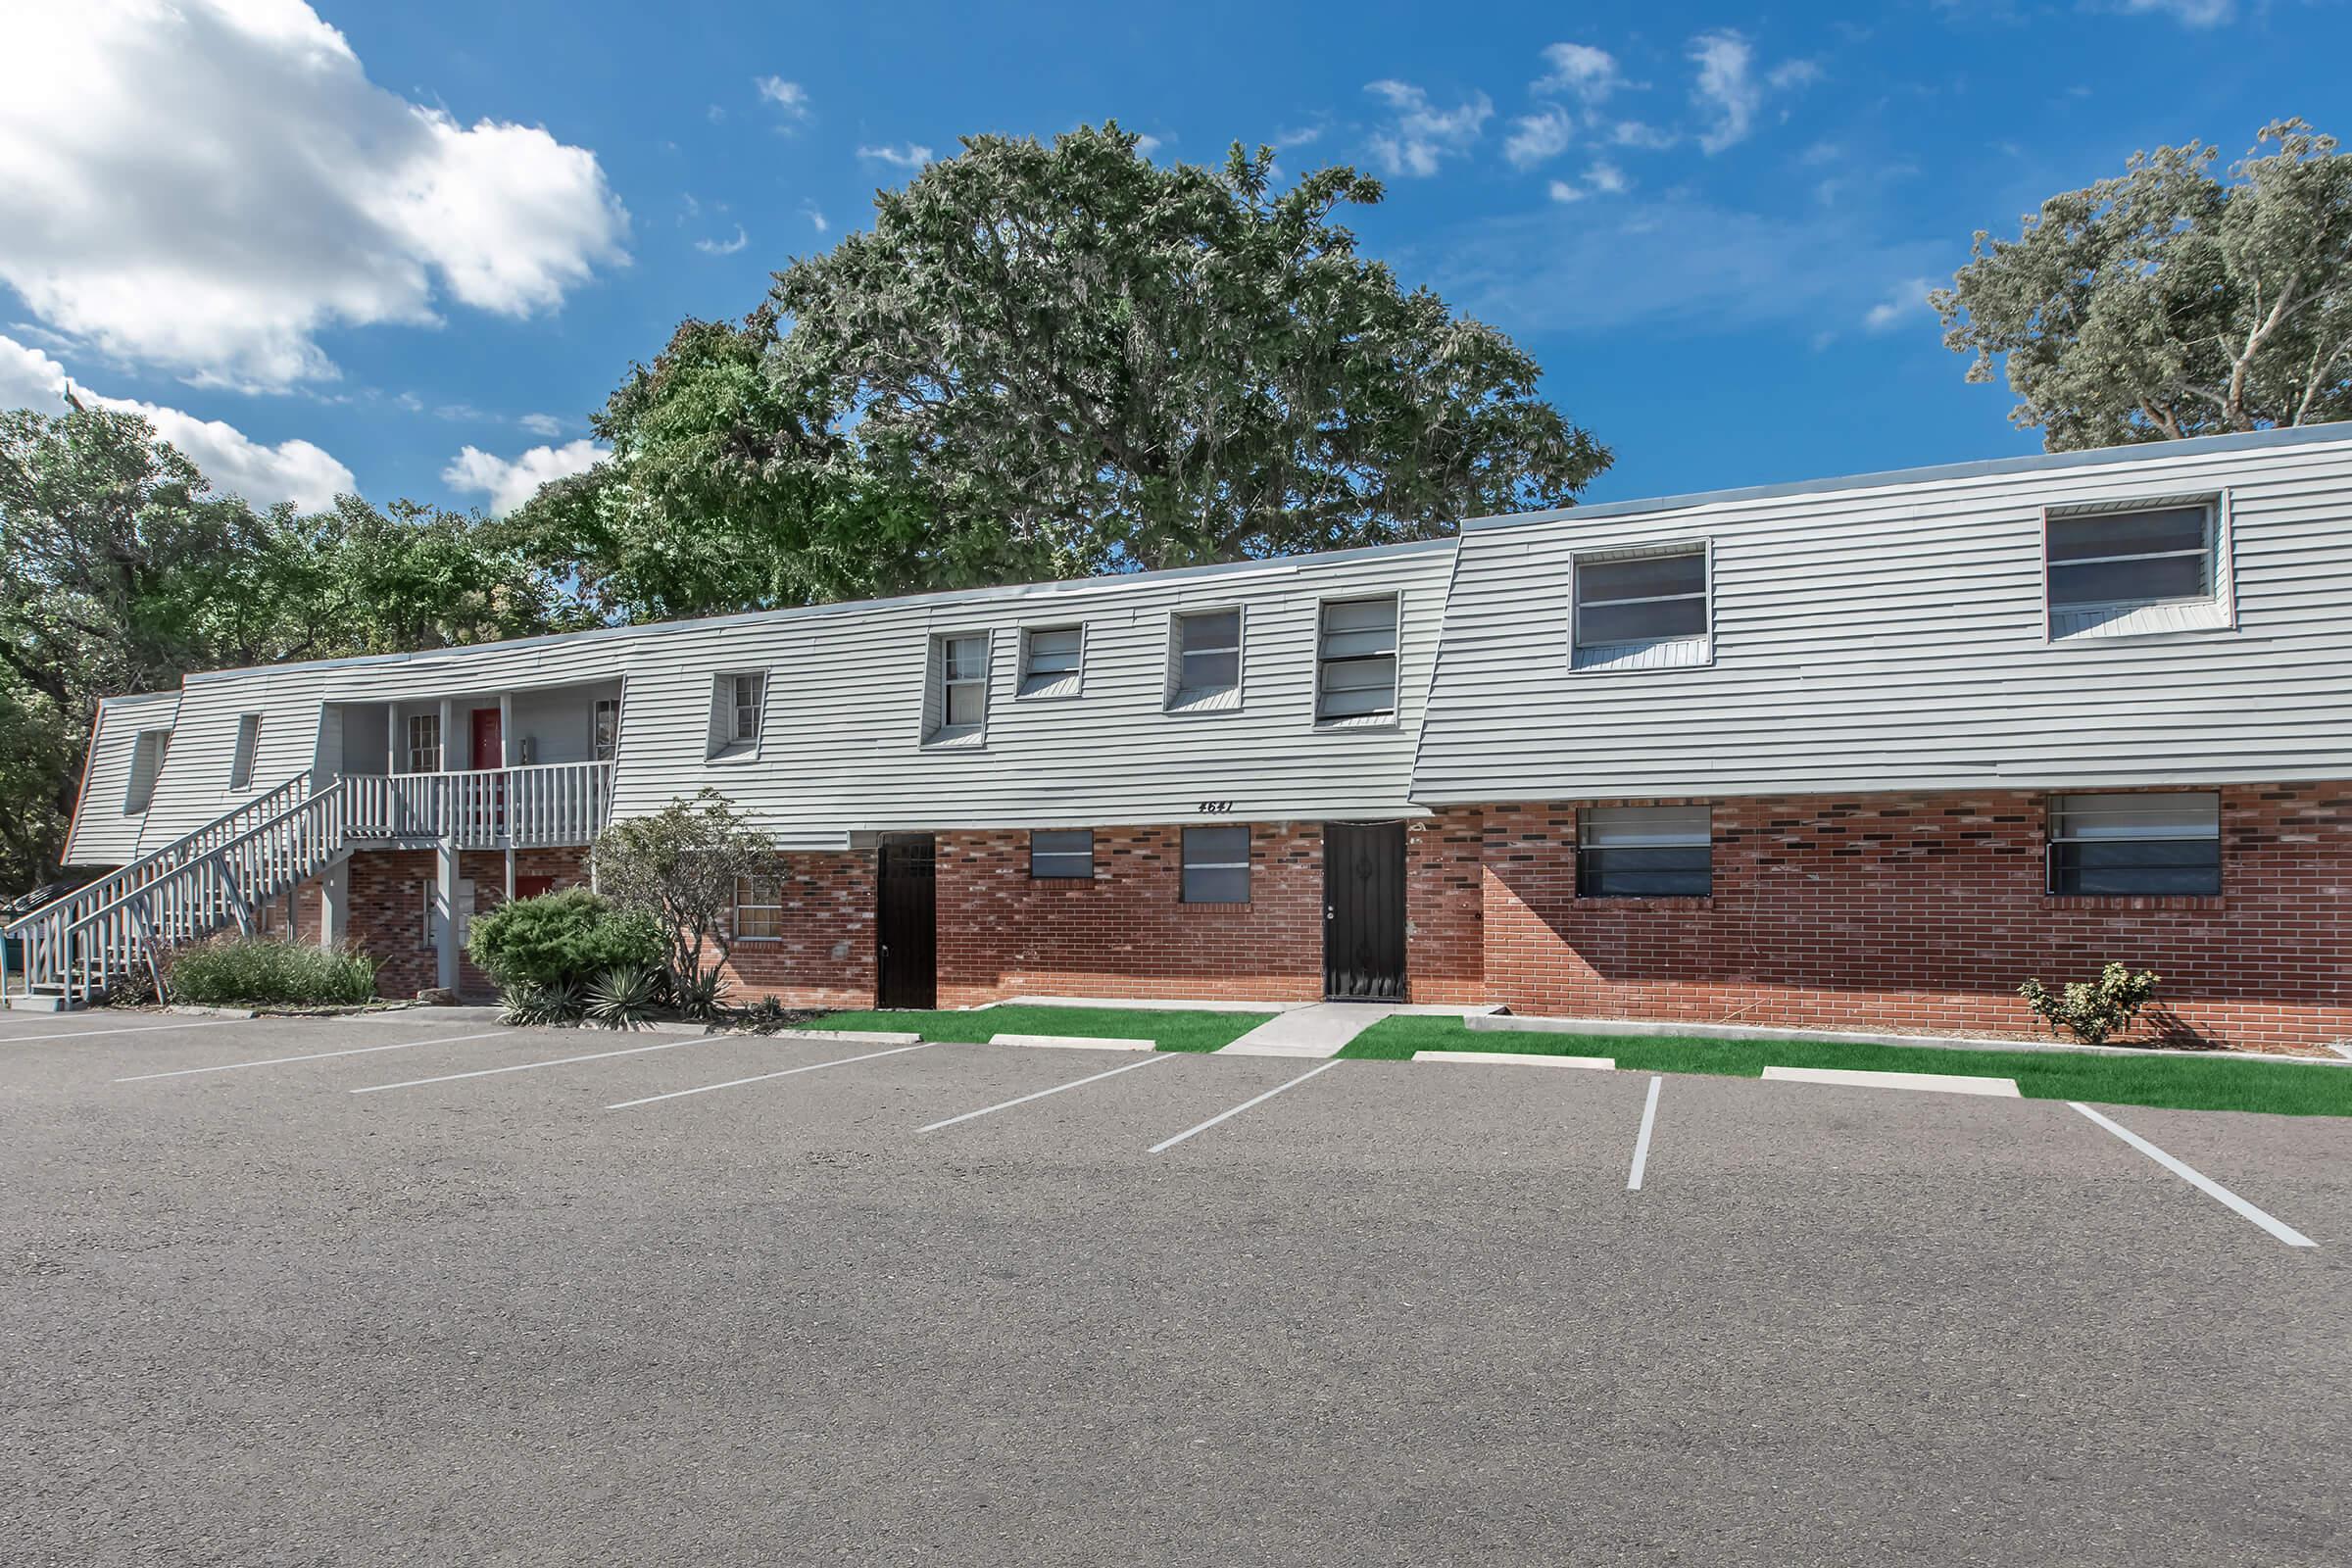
[
  {"left": 794, "top": 1004, "right": 1273, "bottom": 1054},
  {"left": 1340, "top": 1016, "right": 2352, "bottom": 1118}
]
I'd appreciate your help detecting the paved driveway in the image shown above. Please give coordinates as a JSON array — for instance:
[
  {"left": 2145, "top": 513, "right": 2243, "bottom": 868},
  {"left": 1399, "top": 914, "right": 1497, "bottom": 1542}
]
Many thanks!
[{"left": 2, "top": 1011, "right": 2345, "bottom": 1566}]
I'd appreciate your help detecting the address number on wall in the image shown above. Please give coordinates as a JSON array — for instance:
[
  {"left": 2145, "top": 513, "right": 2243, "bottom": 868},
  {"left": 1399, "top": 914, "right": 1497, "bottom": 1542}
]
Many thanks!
[{"left": 1196, "top": 800, "right": 1234, "bottom": 814}]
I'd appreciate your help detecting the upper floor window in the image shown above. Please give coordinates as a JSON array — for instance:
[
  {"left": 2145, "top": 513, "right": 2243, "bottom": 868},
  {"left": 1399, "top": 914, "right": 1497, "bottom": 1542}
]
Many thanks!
[
  {"left": 928, "top": 633, "right": 989, "bottom": 742},
  {"left": 1577, "top": 806, "right": 1712, "bottom": 898},
  {"left": 1030, "top": 829, "right": 1095, "bottom": 879},
  {"left": 1316, "top": 596, "right": 1399, "bottom": 724},
  {"left": 123, "top": 728, "right": 171, "bottom": 814},
  {"left": 591, "top": 697, "right": 620, "bottom": 762},
  {"left": 2045, "top": 500, "right": 2228, "bottom": 639},
  {"left": 1573, "top": 547, "right": 1710, "bottom": 670},
  {"left": 2047, "top": 792, "right": 2220, "bottom": 897},
  {"left": 1019, "top": 625, "right": 1083, "bottom": 699},
  {"left": 1181, "top": 825, "right": 1250, "bottom": 904},
  {"left": 707, "top": 673, "right": 765, "bottom": 760},
  {"left": 228, "top": 713, "right": 263, "bottom": 792},
  {"left": 406, "top": 712, "right": 442, "bottom": 774},
  {"left": 1169, "top": 608, "right": 1242, "bottom": 711},
  {"left": 730, "top": 674, "right": 764, "bottom": 744}
]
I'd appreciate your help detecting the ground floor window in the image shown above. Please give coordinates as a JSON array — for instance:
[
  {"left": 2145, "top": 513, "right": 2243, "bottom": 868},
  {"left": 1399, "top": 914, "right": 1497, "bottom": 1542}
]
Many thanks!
[
  {"left": 1577, "top": 806, "right": 1712, "bottom": 898},
  {"left": 734, "top": 875, "right": 784, "bottom": 939},
  {"left": 2047, "top": 792, "right": 2221, "bottom": 896},
  {"left": 1030, "top": 829, "right": 1094, "bottom": 879},
  {"left": 1181, "top": 825, "right": 1250, "bottom": 904}
]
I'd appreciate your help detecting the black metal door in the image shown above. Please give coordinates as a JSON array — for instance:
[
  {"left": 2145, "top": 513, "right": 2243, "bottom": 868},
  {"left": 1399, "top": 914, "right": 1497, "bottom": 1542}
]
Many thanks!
[
  {"left": 876, "top": 835, "right": 937, "bottom": 1009},
  {"left": 1323, "top": 820, "right": 1405, "bottom": 1002}
]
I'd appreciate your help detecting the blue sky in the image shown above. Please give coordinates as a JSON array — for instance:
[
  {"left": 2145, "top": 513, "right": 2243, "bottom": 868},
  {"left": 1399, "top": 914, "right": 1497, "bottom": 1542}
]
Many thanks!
[{"left": 0, "top": 0, "right": 2338, "bottom": 517}]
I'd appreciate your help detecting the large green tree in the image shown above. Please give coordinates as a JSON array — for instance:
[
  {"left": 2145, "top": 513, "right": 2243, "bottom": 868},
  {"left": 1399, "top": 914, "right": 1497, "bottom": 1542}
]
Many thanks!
[
  {"left": 518, "top": 124, "right": 1606, "bottom": 618},
  {"left": 0, "top": 406, "right": 563, "bottom": 895},
  {"left": 1935, "top": 120, "right": 2352, "bottom": 449}
]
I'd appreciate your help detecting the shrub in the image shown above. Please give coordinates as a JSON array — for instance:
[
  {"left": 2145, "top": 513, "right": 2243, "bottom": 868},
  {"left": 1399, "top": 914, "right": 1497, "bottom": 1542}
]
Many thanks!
[
  {"left": 585, "top": 963, "right": 662, "bottom": 1029},
  {"left": 498, "top": 979, "right": 585, "bottom": 1028},
  {"left": 591, "top": 790, "right": 778, "bottom": 989},
  {"left": 166, "top": 935, "right": 377, "bottom": 1006},
  {"left": 2018, "top": 962, "right": 2161, "bottom": 1049},
  {"left": 672, "top": 968, "right": 733, "bottom": 1021},
  {"left": 466, "top": 887, "right": 664, "bottom": 992}
]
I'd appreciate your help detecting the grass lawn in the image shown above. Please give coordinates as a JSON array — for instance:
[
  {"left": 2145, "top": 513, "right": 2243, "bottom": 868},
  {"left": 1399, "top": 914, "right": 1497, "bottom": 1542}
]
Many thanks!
[
  {"left": 1340, "top": 1016, "right": 2352, "bottom": 1118},
  {"left": 793, "top": 1004, "right": 1273, "bottom": 1053}
]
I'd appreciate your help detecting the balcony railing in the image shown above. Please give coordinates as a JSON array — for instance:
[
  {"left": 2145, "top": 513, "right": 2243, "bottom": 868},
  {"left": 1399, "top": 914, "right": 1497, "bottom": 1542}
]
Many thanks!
[{"left": 341, "top": 760, "right": 613, "bottom": 849}]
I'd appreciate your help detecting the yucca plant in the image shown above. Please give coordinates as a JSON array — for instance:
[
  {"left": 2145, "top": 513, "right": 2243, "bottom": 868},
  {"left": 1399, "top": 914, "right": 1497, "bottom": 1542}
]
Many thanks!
[
  {"left": 671, "top": 967, "right": 733, "bottom": 1021},
  {"left": 585, "top": 963, "right": 662, "bottom": 1029},
  {"left": 499, "top": 979, "right": 586, "bottom": 1028}
]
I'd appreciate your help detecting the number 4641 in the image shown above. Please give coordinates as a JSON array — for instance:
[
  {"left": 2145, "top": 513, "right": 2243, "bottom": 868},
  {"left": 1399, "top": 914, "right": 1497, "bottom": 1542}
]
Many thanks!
[{"left": 1196, "top": 800, "right": 1234, "bottom": 814}]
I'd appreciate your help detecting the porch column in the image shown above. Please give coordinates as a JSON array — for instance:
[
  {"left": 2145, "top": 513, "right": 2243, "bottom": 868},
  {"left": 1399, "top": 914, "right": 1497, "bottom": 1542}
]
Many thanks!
[
  {"left": 318, "top": 858, "right": 349, "bottom": 950},
  {"left": 434, "top": 837, "right": 461, "bottom": 992}
]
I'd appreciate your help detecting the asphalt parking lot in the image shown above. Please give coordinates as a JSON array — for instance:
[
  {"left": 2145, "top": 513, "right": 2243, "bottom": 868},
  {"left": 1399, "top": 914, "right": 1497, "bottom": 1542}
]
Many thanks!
[{"left": 3, "top": 1010, "right": 2346, "bottom": 1567}]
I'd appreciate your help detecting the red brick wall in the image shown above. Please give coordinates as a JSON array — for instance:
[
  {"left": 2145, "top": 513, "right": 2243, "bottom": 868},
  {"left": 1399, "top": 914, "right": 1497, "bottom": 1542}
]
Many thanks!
[
  {"left": 1406, "top": 808, "right": 1487, "bottom": 1004},
  {"left": 933, "top": 824, "right": 1327, "bottom": 1005},
  {"left": 1478, "top": 785, "right": 2352, "bottom": 1054},
  {"left": 710, "top": 852, "right": 877, "bottom": 1009},
  {"left": 342, "top": 847, "right": 587, "bottom": 1001}
]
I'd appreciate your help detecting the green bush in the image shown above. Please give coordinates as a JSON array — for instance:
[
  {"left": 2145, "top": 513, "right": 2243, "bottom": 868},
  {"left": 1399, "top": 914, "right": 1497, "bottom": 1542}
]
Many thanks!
[
  {"left": 466, "top": 887, "right": 664, "bottom": 991},
  {"left": 2019, "top": 962, "right": 2161, "bottom": 1049},
  {"left": 498, "top": 979, "right": 585, "bottom": 1028},
  {"left": 166, "top": 935, "right": 377, "bottom": 1006}
]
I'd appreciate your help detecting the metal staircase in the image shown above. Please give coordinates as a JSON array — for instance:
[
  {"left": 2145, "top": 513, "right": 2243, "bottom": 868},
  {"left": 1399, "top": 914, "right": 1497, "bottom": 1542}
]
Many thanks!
[{"left": 1, "top": 771, "right": 352, "bottom": 1010}]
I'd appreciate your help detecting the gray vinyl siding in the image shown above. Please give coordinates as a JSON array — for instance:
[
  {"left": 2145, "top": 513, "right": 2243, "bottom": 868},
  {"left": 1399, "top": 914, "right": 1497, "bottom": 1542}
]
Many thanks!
[
  {"left": 137, "top": 668, "right": 329, "bottom": 844},
  {"left": 610, "top": 543, "right": 1454, "bottom": 844},
  {"left": 1411, "top": 429, "right": 2352, "bottom": 802},
  {"left": 63, "top": 691, "right": 181, "bottom": 865}
]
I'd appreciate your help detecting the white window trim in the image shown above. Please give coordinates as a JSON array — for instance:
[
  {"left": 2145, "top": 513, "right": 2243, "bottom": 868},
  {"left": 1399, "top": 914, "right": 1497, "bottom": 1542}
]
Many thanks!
[
  {"left": 122, "top": 728, "right": 171, "bottom": 815},
  {"left": 709, "top": 671, "right": 767, "bottom": 762},
  {"left": 2044, "top": 791, "right": 2222, "bottom": 898},
  {"left": 227, "top": 713, "right": 263, "bottom": 792},
  {"left": 2042, "top": 492, "right": 2235, "bottom": 644},
  {"left": 590, "top": 696, "right": 622, "bottom": 763},
  {"left": 1568, "top": 540, "right": 1715, "bottom": 673},
  {"left": 406, "top": 711, "right": 443, "bottom": 774},
  {"left": 733, "top": 875, "right": 785, "bottom": 940},
  {"left": 1165, "top": 604, "right": 1247, "bottom": 715},
  {"left": 924, "top": 629, "right": 993, "bottom": 748},
  {"left": 1016, "top": 622, "right": 1086, "bottom": 702},
  {"left": 1311, "top": 592, "right": 1403, "bottom": 732}
]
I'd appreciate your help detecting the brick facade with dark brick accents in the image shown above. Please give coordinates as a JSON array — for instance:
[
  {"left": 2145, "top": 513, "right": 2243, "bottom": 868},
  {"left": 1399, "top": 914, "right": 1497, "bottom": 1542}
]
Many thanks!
[
  {"left": 342, "top": 847, "right": 589, "bottom": 1001},
  {"left": 710, "top": 852, "right": 878, "bottom": 1009},
  {"left": 1479, "top": 784, "right": 2351, "bottom": 1054}
]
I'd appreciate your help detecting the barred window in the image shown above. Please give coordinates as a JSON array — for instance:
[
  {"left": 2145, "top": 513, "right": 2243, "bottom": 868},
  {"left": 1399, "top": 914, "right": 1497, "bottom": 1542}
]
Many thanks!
[
  {"left": 1181, "top": 825, "right": 1250, "bottom": 904},
  {"left": 1577, "top": 806, "right": 1711, "bottom": 898},
  {"left": 1029, "top": 829, "right": 1095, "bottom": 879},
  {"left": 2047, "top": 793, "right": 2220, "bottom": 897}
]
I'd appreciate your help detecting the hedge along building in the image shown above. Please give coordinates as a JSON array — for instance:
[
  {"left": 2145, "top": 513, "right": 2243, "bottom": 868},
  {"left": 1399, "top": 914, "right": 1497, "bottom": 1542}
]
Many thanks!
[{"left": 14, "top": 424, "right": 2352, "bottom": 1052}]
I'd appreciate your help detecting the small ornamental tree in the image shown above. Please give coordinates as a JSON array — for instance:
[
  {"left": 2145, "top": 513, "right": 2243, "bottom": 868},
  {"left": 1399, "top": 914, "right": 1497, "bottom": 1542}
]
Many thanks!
[
  {"left": 589, "top": 789, "right": 777, "bottom": 988},
  {"left": 2018, "top": 963, "right": 2161, "bottom": 1049}
]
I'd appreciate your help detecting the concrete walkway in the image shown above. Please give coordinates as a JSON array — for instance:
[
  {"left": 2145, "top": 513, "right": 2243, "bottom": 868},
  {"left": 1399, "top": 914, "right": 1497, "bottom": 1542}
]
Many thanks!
[{"left": 1220, "top": 1002, "right": 1400, "bottom": 1058}]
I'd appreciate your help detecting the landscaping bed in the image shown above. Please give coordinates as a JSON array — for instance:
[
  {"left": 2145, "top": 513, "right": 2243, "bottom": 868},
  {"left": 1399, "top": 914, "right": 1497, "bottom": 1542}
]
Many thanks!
[
  {"left": 1341, "top": 1016, "right": 2352, "bottom": 1118},
  {"left": 794, "top": 1004, "right": 1273, "bottom": 1053}
]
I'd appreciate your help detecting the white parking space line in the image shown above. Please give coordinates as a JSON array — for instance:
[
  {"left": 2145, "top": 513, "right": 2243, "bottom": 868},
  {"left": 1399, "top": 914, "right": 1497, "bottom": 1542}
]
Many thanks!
[
  {"left": 1148, "top": 1060, "right": 1340, "bottom": 1154},
  {"left": 920, "top": 1053, "right": 1171, "bottom": 1133},
  {"left": 351, "top": 1034, "right": 729, "bottom": 1095},
  {"left": 115, "top": 1030, "right": 510, "bottom": 1083},
  {"left": 609, "top": 1041, "right": 944, "bottom": 1109},
  {"left": 2069, "top": 1102, "right": 2318, "bottom": 1250},
  {"left": 1627, "top": 1075, "right": 1662, "bottom": 1192},
  {"left": 13, "top": 1018, "right": 247, "bottom": 1046}
]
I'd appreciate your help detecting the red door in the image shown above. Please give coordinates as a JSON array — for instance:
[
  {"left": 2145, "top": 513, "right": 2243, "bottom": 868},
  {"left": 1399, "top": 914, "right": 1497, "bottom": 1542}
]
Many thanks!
[{"left": 470, "top": 708, "right": 504, "bottom": 834}]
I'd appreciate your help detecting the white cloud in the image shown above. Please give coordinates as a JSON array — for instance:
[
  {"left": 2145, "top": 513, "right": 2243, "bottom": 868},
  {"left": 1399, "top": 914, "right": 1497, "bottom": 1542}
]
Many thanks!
[
  {"left": 802, "top": 203, "right": 829, "bottom": 234},
  {"left": 1546, "top": 179, "right": 1585, "bottom": 205},
  {"left": 1609, "top": 120, "right": 1679, "bottom": 150},
  {"left": 1688, "top": 29, "right": 1816, "bottom": 154},
  {"left": 1503, "top": 106, "right": 1575, "bottom": 171},
  {"left": 1534, "top": 43, "right": 1627, "bottom": 104},
  {"left": 2102, "top": 0, "right": 2234, "bottom": 24},
  {"left": 1362, "top": 79, "right": 1493, "bottom": 177},
  {"left": 0, "top": 332, "right": 353, "bottom": 508},
  {"left": 1273, "top": 123, "right": 1325, "bottom": 149},
  {"left": 695, "top": 224, "right": 750, "bottom": 256},
  {"left": 0, "top": 0, "right": 627, "bottom": 391},
  {"left": 1133, "top": 134, "right": 1162, "bottom": 158},
  {"left": 858, "top": 142, "right": 934, "bottom": 169},
  {"left": 1546, "top": 162, "right": 1631, "bottom": 203},
  {"left": 1863, "top": 276, "right": 1936, "bottom": 332},
  {"left": 754, "top": 76, "right": 810, "bottom": 122},
  {"left": 518, "top": 413, "right": 564, "bottom": 438},
  {"left": 441, "top": 438, "right": 606, "bottom": 515}
]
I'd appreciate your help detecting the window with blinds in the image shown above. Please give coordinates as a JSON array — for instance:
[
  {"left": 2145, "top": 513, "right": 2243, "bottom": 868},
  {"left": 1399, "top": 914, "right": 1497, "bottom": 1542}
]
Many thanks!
[{"left": 1316, "top": 596, "right": 1399, "bottom": 723}]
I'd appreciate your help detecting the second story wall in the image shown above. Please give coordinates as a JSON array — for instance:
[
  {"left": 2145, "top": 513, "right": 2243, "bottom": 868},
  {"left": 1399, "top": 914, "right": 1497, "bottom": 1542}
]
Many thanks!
[{"left": 1411, "top": 426, "right": 2352, "bottom": 803}]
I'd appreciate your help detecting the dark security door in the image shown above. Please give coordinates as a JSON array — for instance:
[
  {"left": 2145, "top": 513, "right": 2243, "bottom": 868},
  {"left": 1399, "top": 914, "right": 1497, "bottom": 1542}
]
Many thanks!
[
  {"left": 1323, "top": 820, "right": 1405, "bottom": 1002},
  {"left": 876, "top": 835, "right": 937, "bottom": 1009}
]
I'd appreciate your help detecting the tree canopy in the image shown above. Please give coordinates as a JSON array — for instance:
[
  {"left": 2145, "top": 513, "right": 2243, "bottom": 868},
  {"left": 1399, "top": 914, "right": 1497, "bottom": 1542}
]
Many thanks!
[
  {"left": 0, "top": 405, "right": 564, "bottom": 895},
  {"left": 514, "top": 123, "right": 1606, "bottom": 620},
  {"left": 1935, "top": 120, "right": 2352, "bottom": 449}
]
